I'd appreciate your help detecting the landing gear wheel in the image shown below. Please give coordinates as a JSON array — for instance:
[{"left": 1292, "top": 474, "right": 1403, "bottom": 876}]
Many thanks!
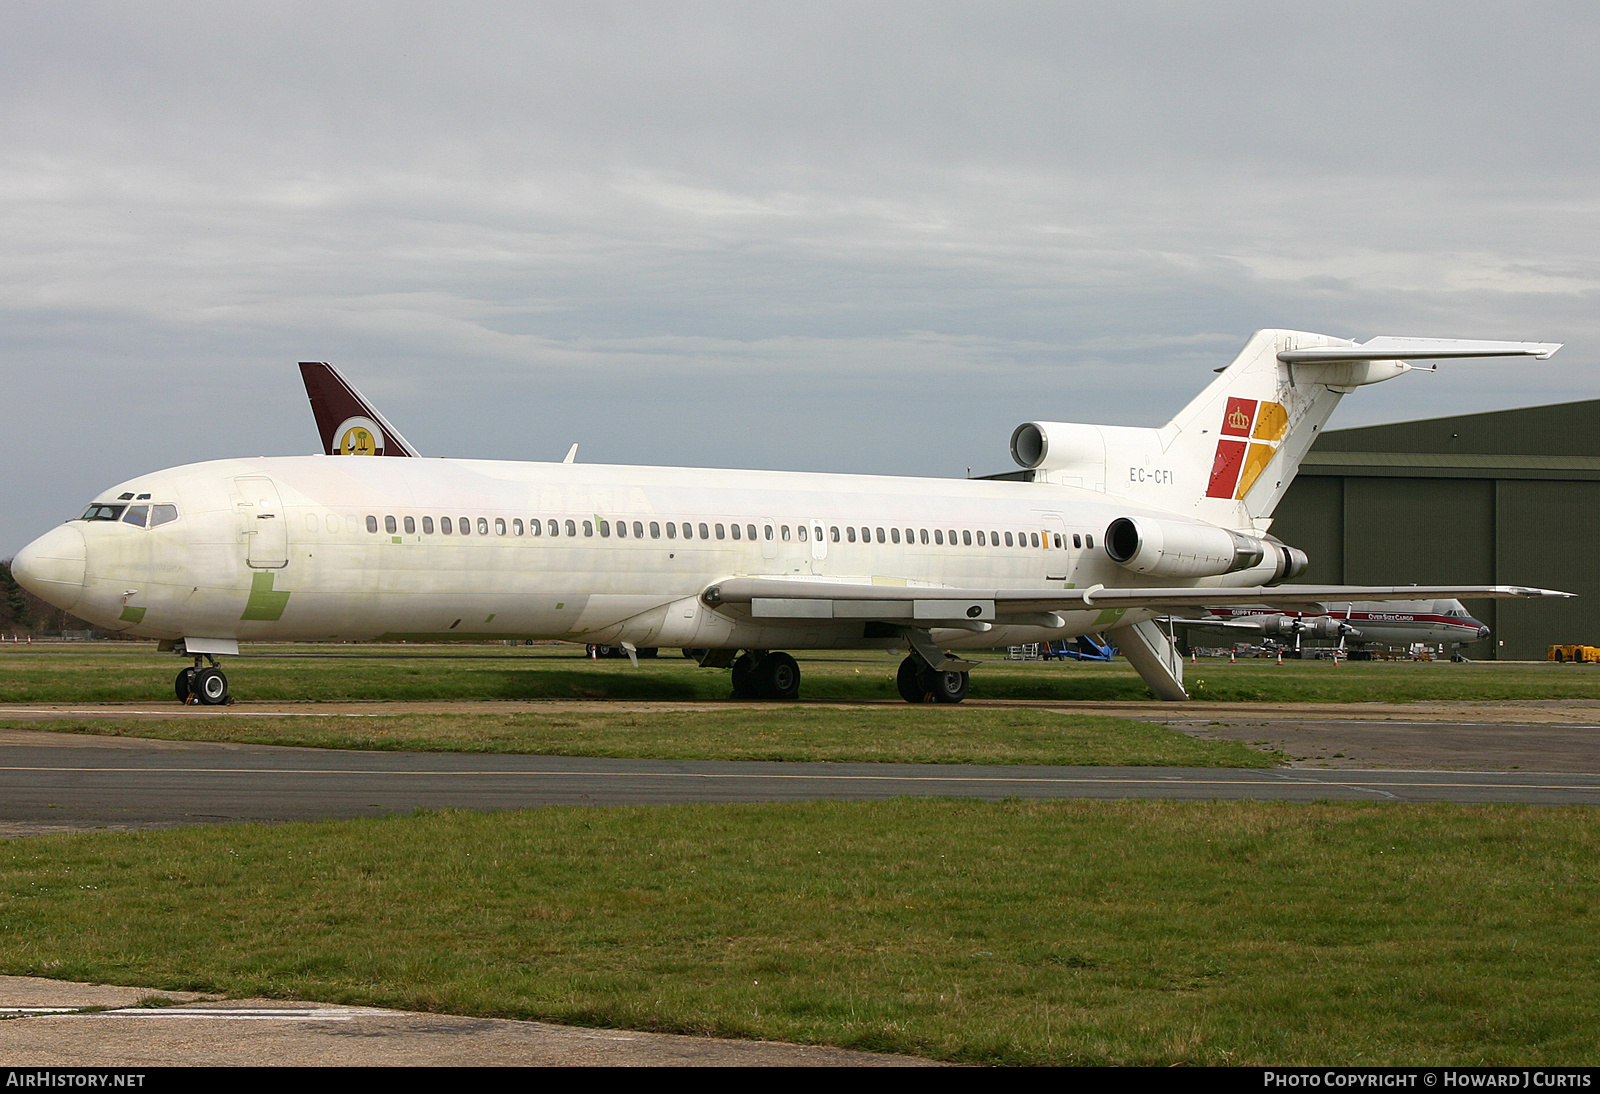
[
  {"left": 193, "top": 667, "right": 230, "bottom": 705},
  {"left": 731, "top": 652, "right": 760, "bottom": 699},
  {"left": 896, "top": 655, "right": 970, "bottom": 704},
  {"left": 896, "top": 656, "right": 929, "bottom": 703},
  {"left": 755, "top": 652, "right": 801, "bottom": 701},
  {"left": 174, "top": 667, "right": 195, "bottom": 703},
  {"left": 926, "top": 667, "right": 969, "bottom": 704}
]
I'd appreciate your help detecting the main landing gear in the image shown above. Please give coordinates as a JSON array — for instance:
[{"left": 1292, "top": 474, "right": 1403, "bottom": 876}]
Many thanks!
[
  {"left": 895, "top": 655, "right": 969, "bottom": 704},
  {"left": 730, "top": 651, "right": 801, "bottom": 701},
  {"left": 176, "top": 655, "right": 233, "bottom": 705}
]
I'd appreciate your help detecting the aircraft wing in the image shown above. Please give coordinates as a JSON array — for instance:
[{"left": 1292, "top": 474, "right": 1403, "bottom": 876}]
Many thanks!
[{"left": 701, "top": 578, "right": 1569, "bottom": 626}]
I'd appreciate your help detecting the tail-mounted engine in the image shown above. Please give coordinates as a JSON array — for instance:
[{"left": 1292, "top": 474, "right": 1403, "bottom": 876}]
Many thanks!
[{"left": 1104, "top": 515, "right": 1307, "bottom": 583}]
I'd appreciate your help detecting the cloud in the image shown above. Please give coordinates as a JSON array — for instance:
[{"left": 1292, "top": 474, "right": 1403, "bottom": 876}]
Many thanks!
[{"left": 2, "top": 3, "right": 1598, "bottom": 553}]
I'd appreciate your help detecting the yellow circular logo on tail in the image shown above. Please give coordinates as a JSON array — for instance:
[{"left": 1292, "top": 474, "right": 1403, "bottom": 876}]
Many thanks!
[
  {"left": 340, "top": 427, "right": 377, "bottom": 455},
  {"left": 334, "top": 417, "right": 385, "bottom": 455}
]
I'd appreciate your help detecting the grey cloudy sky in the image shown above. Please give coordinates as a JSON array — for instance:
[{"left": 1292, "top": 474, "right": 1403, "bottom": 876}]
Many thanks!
[{"left": 3, "top": 1, "right": 1597, "bottom": 554}]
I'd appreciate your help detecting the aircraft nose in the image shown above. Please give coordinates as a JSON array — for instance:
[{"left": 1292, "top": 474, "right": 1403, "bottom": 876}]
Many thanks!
[
  {"left": 1478, "top": 625, "right": 1491, "bottom": 641},
  {"left": 11, "top": 524, "right": 87, "bottom": 612}
]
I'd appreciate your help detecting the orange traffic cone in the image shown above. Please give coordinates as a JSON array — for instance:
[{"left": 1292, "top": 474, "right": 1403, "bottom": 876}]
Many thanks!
[{"left": 1276, "top": 649, "right": 1283, "bottom": 666}]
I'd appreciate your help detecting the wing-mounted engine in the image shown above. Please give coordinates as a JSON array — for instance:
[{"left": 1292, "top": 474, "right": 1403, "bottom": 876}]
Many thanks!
[{"left": 1104, "top": 515, "right": 1307, "bottom": 583}]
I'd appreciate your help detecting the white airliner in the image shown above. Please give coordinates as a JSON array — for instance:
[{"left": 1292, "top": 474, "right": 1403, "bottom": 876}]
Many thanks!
[
  {"left": 1174, "top": 599, "right": 1492, "bottom": 658},
  {"left": 9, "top": 329, "right": 1570, "bottom": 705}
]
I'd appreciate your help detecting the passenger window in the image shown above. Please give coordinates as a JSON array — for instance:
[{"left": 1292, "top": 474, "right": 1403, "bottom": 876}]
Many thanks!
[
  {"left": 860, "top": 527, "right": 870, "bottom": 542},
  {"left": 476, "top": 517, "right": 488, "bottom": 535},
  {"left": 1086, "top": 534, "right": 1095, "bottom": 549},
  {"left": 1004, "top": 532, "right": 1014, "bottom": 546},
  {"left": 830, "top": 526, "right": 840, "bottom": 542},
  {"left": 616, "top": 521, "right": 627, "bottom": 538},
  {"left": 583, "top": 520, "right": 594, "bottom": 537},
  {"left": 527, "top": 518, "right": 539, "bottom": 536},
  {"left": 934, "top": 529, "right": 943, "bottom": 545},
  {"left": 798, "top": 525, "right": 808, "bottom": 542},
  {"left": 511, "top": 519, "right": 522, "bottom": 536},
  {"left": 847, "top": 527, "right": 856, "bottom": 543},
  {"left": 385, "top": 515, "right": 397, "bottom": 534},
  {"left": 699, "top": 522, "right": 709, "bottom": 539},
  {"left": 495, "top": 518, "right": 506, "bottom": 536},
  {"left": 920, "top": 529, "right": 929, "bottom": 545},
  {"left": 682, "top": 522, "right": 693, "bottom": 539},
  {"left": 1073, "top": 533, "right": 1081, "bottom": 548},
  {"left": 781, "top": 525, "right": 790, "bottom": 541},
  {"left": 667, "top": 522, "right": 677, "bottom": 539},
  {"left": 633, "top": 521, "right": 644, "bottom": 538},
  {"left": 123, "top": 505, "right": 149, "bottom": 528},
  {"left": 747, "top": 524, "right": 757, "bottom": 540},
  {"left": 963, "top": 530, "right": 972, "bottom": 546},
  {"left": 891, "top": 528, "right": 900, "bottom": 544},
  {"left": 151, "top": 504, "right": 178, "bottom": 527},
  {"left": 904, "top": 528, "right": 913, "bottom": 542},
  {"left": 650, "top": 521, "right": 661, "bottom": 538},
  {"left": 1030, "top": 532, "right": 1039, "bottom": 548},
  {"left": 875, "top": 527, "right": 885, "bottom": 543},
  {"left": 599, "top": 520, "right": 609, "bottom": 537},
  {"left": 565, "top": 519, "right": 577, "bottom": 537},
  {"left": 977, "top": 531, "right": 986, "bottom": 546},
  {"left": 548, "top": 519, "right": 559, "bottom": 536},
  {"left": 366, "top": 515, "right": 379, "bottom": 533},
  {"left": 764, "top": 524, "right": 774, "bottom": 541},
  {"left": 459, "top": 516, "right": 472, "bottom": 536},
  {"left": 815, "top": 525, "right": 824, "bottom": 541},
  {"left": 731, "top": 523, "right": 741, "bottom": 540},
  {"left": 442, "top": 517, "right": 453, "bottom": 535},
  {"left": 1053, "top": 533, "right": 1061, "bottom": 548},
  {"left": 715, "top": 523, "right": 725, "bottom": 539},
  {"left": 305, "top": 514, "right": 318, "bottom": 533},
  {"left": 405, "top": 516, "right": 417, "bottom": 534},
  {"left": 423, "top": 516, "right": 435, "bottom": 534}
]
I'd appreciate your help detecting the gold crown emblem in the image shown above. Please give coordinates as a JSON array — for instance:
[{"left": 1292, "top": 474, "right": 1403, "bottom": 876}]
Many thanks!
[{"left": 1227, "top": 407, "right": 1250, "bottom": 430}]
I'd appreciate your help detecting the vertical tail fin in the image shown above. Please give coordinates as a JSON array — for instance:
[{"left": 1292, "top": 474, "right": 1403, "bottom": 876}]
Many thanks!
[
  {"left": 298, "top": 362, "right": 422, "bottom": 457},
  {"left": 1014, "top": 330, "right": 1558, "bottom": 531}
]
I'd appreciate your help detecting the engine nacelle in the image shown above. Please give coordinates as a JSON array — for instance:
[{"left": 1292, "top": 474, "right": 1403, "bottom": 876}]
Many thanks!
[{"left": 1104, "top": 516, "right": 1266, "bottom": 579}]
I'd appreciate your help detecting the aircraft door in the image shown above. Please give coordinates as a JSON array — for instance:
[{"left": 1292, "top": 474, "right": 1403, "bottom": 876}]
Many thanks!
[
  {"left": 235, "top": 476, "right": 289, "bottom": 569},
  {"left": 760, "top": 520, "right": 778, "bottom": 562}
]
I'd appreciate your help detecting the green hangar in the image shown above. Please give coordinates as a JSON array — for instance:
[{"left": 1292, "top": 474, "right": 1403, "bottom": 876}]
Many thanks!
[{"left": 1271, "top": 399, "right": 1600, "bottom": 660}]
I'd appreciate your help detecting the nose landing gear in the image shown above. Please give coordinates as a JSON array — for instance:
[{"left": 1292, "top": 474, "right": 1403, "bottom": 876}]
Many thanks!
[{"left": 177, "top": 654, "right": 233, "bottom": 705}]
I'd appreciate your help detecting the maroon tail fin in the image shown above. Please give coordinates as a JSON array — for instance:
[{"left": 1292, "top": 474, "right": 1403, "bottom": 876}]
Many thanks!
[{"left": 298, "top": 362, "right": 421, "bottom": 457}]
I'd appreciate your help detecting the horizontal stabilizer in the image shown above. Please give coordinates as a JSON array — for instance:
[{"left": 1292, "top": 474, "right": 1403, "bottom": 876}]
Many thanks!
[
  {"left": 299, "top": 362, "right": 421, "bottom": 458},
  {"left": 1278, "top": 337, "right": 1562, "bottom": 363}
]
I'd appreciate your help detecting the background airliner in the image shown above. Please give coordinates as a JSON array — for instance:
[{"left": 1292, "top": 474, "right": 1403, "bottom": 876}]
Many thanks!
[
  {"left": 1174, "top": 599, "right": 1491, "bottom": 659},
  {"left": 9, "top": 329, "right": 1569, "bottom": 705}
]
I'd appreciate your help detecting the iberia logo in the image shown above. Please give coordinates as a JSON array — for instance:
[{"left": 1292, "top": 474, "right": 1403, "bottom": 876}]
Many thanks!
[{"left": 1206, "top": 398, "right": 1288, "bottom": 500}]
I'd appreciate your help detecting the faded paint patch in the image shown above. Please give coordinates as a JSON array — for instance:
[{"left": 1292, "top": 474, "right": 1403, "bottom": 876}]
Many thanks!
[
  {"left": 119, "top": 605, "right": 146, "bottom": 624},
  {"left": 240, "top": 571, "right": 291, "bottom": 622},
  {"left": 1094, "top": 607, "right": 1127, "bottom": 627}
]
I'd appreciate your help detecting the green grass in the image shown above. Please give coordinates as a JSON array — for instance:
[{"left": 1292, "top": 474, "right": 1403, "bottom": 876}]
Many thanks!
[
  {"left": 4, "top": 645, "right": 1600, "bottom": 704},
  {"left": 4, "top": 801, "right": 1596, "bottom": 1065},
  {"left": 0, "top": 708, "right": 1277, "bottom": 766}
]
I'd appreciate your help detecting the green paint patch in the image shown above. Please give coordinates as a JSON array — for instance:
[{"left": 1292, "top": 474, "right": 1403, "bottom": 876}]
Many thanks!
[
  {"left": 239, "top": 572, "right": 291, "bottom": 622},
  {"left": 1094, "top": 606, "right": 1126, "bottom": 627},
  {"left": 118, "top": 606, "right": 146, "bottom": 624}
]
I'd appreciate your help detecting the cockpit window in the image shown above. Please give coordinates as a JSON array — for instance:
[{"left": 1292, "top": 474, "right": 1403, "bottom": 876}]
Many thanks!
[
  {"left": 122, "top": 505, "right": 149, "bottom": 528},
  {"left": 151, "top": 504, "right": 179, "bottom": 527},
  {"left": 80, "top": 504, "right": 127, "bottom": 521}
]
